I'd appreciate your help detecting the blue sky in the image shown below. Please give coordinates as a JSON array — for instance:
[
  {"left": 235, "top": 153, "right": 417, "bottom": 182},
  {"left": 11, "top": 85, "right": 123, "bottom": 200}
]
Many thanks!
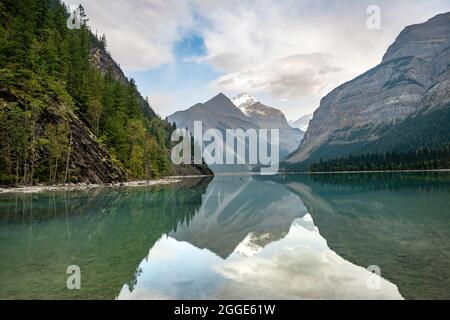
[
  {"left": 128, "top": 33, "right": 222, "bottom": 117},
  {"left": 73, "top": 0, "right": 450, "bottom": 120}
]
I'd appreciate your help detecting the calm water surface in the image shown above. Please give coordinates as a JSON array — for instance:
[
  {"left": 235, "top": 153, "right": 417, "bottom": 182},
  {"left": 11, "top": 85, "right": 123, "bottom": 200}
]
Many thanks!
[{"left": 1, "top": 173, "right": 449, "bottom": 300}]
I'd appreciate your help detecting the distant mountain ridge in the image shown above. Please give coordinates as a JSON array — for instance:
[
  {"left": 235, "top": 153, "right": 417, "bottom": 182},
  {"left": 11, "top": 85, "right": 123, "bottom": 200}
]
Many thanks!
[
  {"left": 289, "top": 114, "right": 313, "bottom": 132},
  {"left": 231, "top": 94, "right": 304, "bottom": 153},
  {"left": 168, "top": 93, "right": 304, "bottom": 172},
  {"left": 284, "top": 12, "right": 450, "bottom": 170}
]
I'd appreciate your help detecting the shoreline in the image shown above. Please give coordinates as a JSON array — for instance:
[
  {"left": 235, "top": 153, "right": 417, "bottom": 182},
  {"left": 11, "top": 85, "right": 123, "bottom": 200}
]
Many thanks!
[
  {"left": 0, "top": 177, "right": 191, "bottom": 194},
  {"left": 2, "top": 169, "right": 449, "bottom": 193},
  {"left": 282, "top": 169, "right": 450, "bottom": 175}
]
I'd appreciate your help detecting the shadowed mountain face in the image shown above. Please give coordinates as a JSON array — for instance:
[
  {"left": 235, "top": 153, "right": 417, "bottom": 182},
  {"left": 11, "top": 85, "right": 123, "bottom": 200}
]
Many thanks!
[
  {"left": 168, "top": 94, "right": 259, "bottom": 173},
  {"left": 286, "top": 12, "right": 450, "bottom": 168},
  {"left": 284, "top": 172, "right": 450, "bottom": 300}
]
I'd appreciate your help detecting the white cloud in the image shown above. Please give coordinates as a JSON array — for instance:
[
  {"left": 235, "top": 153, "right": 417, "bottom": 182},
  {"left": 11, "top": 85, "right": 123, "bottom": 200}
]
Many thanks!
[
  {"left": 211, "top": 53, "right": 343, "bottom": 100},
  {"left": 148, "top": 93, "right": 178, "bottom": 118},
  {"left": 195, "top": 0, "right": 450, "bottom": 114},
  {"left": 66, "top": 0, "right": 450, "bottom": 118},
  {"left": 69, "top": 0, "right": 193, "bottom": 71}
]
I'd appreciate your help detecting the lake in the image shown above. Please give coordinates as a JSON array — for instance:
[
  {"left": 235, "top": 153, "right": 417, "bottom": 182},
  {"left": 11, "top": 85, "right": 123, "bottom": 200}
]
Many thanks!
[{"left": 1, "top": 172, "right": 449, "bottom": 300}]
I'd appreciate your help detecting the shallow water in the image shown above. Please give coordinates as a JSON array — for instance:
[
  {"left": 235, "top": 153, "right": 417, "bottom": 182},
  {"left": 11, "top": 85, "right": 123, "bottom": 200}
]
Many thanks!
[{"left": 1, "top": 173, "right": 449, "bottom": 299}]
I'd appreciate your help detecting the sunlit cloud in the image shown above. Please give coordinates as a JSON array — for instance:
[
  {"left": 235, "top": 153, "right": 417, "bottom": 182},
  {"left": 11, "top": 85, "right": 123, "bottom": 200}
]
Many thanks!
[{"left": 68, "top": 0, "right": 450, "bottom": 118}]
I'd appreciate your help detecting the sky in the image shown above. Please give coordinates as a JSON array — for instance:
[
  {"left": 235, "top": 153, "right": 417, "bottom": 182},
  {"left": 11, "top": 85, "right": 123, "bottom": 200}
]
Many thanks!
[{"left": 67, "top": 0, "right": 450, "bottom": 121}]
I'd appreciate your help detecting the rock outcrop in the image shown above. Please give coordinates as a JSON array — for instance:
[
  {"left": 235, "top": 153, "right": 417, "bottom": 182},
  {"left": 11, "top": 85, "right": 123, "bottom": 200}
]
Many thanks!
[{"left": 66, "top": 115, "right": 126, "bottom": 183}]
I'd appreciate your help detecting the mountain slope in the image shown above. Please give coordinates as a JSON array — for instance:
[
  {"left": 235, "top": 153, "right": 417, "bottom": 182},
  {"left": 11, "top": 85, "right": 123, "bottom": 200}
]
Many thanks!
[
  {"left": 231, "top": 93, "right": 258, "bottom": 115},
  {"left": 232, "top": 94, "right": 304, "bottom": 153},
  {"left": 169, "top": 93, "right": 258, "bottom": 133},
  {"left": 0, "top": 0, "right": 210, "bottom": 185},
  {"left": 284, "top": 12, "right": 450, "bottom": 170}
]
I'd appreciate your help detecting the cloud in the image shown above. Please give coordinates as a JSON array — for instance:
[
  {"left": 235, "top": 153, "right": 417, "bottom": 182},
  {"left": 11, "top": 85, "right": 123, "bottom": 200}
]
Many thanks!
[
  {"left": 148, "top": 93, "right": 178, "bottom": 117},
  {"left": 211, "top": 53, "right": 343, "bottom": 99},
  {"left": 66, "top": 0, "right": 450, "bottom": 117},
  {"left": 70, "top": 0, "right": 193, "bottom": 71},
  {"left": 195, "top": 0, "right": 450, "bottom": 102}
]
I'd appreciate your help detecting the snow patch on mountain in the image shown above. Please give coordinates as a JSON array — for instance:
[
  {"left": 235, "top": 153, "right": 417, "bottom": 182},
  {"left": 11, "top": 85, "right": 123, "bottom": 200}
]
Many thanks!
[{"left": 232, "top": 93, "right": 258, "bottom": 116}]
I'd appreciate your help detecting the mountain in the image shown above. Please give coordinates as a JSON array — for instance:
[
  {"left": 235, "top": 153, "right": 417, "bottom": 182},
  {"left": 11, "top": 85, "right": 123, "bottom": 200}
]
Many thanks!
[
  {"left": 231, "top": 92, "right": 258, "bottom": 114},
  {"left": 284, "top": 173, "right": 450, "bottom": 299},
  {"left": 168, "top": 93, "right": 258, "bottom": 172},
  {"left": 289, "top": 113, "right": 313, "bottom": 132},
  {"left": 169, "top": 93, "right": 258, "bottom": 133},
  {"left": 0, "top": 0, "right": 211, "bottom": 186},
  {"left": 168, "top": 93, "right": 303, "bottom": 172},
  {"left": 284, "top": 12, "right": 450, "bottom": 170},
  {"left": 232, "top": 93, "right": 304, "bottom": 153},
  {"left": 170, "top": 176, "right": 305, "bottom": 259}
]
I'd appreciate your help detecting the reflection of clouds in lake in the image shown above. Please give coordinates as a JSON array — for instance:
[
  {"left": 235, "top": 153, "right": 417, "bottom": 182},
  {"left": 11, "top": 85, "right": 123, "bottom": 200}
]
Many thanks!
[
  {"left": 215, "top": 215, "right": 402, "bottom": 299},
  {"left": 118, "top": 214, "right": 403, "bottom": 300},
  {"left": 145, "top": 236, "right": 177, "bottom": 260},
  {"left": 118, "top": 287, "right": 172, "bottom": 300}
]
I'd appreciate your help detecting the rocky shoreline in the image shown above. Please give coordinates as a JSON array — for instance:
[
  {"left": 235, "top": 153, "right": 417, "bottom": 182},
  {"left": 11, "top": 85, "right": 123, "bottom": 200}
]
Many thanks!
[{"left": 0, "top": 177, "right": 194, "bottom": 194}]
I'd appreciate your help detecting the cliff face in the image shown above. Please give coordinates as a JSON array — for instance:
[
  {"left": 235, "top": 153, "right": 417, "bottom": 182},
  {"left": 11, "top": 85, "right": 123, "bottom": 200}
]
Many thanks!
[
  {"left": 0, "top": 88, "right": 126, "bottom": 184},
  {"left": 1, "top": 43, "right": 211, "bottom": 186},
  {"left": 286, "top": 12, "right": 450, "bottom": 166},
  {"left": 66, "top": 115, "right": 126, "bottom": 183}
]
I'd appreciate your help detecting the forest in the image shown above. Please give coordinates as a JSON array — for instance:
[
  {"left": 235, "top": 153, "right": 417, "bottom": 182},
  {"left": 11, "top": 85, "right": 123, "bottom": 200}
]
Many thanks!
[
  {"left": 310, "top": 145, "right": 450, "bottom": 172},
  {"left": 0, "top": 0, "right": 175, "bottom": 185}
]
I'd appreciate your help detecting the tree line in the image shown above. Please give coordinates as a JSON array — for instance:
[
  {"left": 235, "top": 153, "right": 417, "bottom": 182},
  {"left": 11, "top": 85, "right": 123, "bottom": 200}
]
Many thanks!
[{"left": 310, "top": 145, "right": 450, "bottom": 172}]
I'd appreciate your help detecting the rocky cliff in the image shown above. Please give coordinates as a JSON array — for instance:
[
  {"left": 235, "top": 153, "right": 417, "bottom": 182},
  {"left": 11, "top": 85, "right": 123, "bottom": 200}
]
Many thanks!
[
  {"left": 0, "top": 87, "right": 126, "bottom": 184},
  {"left": 285, "top": 12, "right": 450, "bottom": 168}
]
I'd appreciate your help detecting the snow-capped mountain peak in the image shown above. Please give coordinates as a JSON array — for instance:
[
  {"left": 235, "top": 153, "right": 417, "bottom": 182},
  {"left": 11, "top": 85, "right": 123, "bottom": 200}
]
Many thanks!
[{"left": 232, "top": 93, "right": 258, "bottom": 114}]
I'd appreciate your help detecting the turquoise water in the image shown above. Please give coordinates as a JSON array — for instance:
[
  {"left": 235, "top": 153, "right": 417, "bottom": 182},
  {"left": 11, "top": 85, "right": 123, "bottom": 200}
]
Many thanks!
[{"left": 0, "top": 173, "right": 449, "bottom": 299}]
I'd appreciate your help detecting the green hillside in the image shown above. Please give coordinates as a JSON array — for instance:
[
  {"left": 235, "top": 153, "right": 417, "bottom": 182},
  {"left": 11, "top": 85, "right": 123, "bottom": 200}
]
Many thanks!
[{"left": 0, "top": 0, "right": 176, "bottom": 185}]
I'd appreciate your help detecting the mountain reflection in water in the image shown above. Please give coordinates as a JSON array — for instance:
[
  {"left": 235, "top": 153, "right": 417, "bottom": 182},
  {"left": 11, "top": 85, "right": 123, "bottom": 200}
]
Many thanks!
[
  {"left": 118, "top": 176, "right": 401, "bottom": 300},
  {"left": 1, "top": 173, "right": 449, "bottom": 300}
]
